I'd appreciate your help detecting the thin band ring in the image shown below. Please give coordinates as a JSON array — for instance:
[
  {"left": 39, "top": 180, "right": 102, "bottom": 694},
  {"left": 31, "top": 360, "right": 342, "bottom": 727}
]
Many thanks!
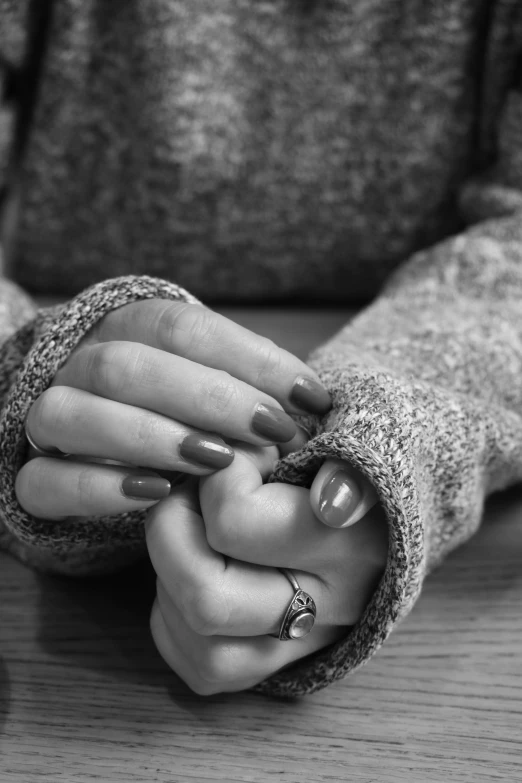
[
  {"left": 25, "top": 425, "right": 71, "bottom": 460},
  {"left": 276, "top": 567, "right": 317, "bottom": 641}
]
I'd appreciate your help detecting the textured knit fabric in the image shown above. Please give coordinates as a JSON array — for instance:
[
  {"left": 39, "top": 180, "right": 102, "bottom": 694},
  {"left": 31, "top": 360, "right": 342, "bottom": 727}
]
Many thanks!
[
  {"left": 0, "top": 275, "right": 199, "bottom": 572},
  {"left": 0, "top": 1, "right": 521, "bottom": 697},
  {"left": 0, "top": 0, "right": 520, "bottom": 301},
  {"left": 0, "top": 1, "right": 28, "bottom": 67}
]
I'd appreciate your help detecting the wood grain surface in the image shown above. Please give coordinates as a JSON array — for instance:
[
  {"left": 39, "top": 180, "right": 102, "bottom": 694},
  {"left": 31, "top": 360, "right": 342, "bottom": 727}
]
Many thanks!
[{"left": 0, "top": 307, "right": 521, "bottom": 783}]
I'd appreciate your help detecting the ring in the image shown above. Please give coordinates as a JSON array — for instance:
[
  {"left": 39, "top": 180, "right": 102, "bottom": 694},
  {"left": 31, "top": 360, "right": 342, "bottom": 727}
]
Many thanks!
[
  {"left": 277, "top": 568, "right": 317, "bottom": 641},
  {"left": 25, "top": 425, "right": 71, "bottom": 460}
]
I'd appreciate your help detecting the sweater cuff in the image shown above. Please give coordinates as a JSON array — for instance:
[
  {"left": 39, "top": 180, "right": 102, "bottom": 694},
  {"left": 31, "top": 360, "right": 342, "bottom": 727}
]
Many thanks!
[
  {"left": 256, "top": 438, "right": 414, "bottom": 697},
  {"left": 255, "top": 362, "right": 492, "bottom": 697},
  {"left": 0, "top": 274, "right": 198, "bottom": 574}
]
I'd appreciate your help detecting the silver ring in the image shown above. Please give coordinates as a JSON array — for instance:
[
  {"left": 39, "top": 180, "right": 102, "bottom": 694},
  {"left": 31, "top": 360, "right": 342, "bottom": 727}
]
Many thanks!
[
  {"left": 25, "top": 425, "right": 71, "bottom": 459},
  {"left": 277, "top": 568, "right": 317, "bottom": 641}
]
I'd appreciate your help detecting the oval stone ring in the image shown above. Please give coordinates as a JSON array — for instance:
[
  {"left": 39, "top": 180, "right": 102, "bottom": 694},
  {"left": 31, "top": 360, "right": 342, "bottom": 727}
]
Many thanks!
[{"left": 276, "top": 568, "right": 317, "bottom": 641}]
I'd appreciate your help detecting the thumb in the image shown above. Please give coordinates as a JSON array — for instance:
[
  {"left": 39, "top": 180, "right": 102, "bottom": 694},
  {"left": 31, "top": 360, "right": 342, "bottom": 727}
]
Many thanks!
[{"left": 309, "top": 458, "right": 379, "bottom": 528}]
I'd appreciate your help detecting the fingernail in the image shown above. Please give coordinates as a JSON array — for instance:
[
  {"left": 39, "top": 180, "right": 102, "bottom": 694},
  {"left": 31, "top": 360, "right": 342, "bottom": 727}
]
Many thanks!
[
  {"left": 252, "top": 403, "right": 297, "bottom": 443},
  {"left": 319, "top": 470, "right": 362, "bottom": 528},
  {"left": 290, "top": 377, "right": 332, "bottom": 415},
  {"left": 179, "top": 433, "right": 234, "bottom": 470},
  {"left": 122, "top": 474, "right": 171, "bottom": 500}
]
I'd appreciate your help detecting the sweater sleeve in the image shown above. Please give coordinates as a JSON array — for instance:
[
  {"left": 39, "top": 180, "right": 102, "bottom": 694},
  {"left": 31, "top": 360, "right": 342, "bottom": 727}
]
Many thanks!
[
  {"left": 0, "top": 274, "right": 199, "bottom": 575},
  {"left": 256, "top": 90, "right": 522, "bottom": 697},
  {"left": 0, "top": 1, "right": 28, "bottom": 68}
]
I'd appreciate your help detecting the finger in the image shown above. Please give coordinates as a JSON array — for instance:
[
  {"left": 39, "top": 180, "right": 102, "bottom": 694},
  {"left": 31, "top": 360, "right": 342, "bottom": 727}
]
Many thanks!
[
  {"left": 222, "top": 440, "right": 279, "bottom": 481},
  {"left": 220, "top": 425, "right": 308, "bottom": 479},
  {"left": 54, "top": 341, "right": 298, "bottom": 445},
  {"left": 199, "top": 451, "right": 386, "bottom": 576},
  {"left": 200, "top": 450, "right": 339, "bottom": 570},
  {"left": 157, "top": 560, "right": 330, "bottom": 637},
  {"left": 145, "top": 485, "right": 331, "bottom": 636},
  {"left": 91, "top": 300, "right": 332, "bottom": 416},
  {"left": 26, "top": 386, "right": 234, "bottom": 475},
  {"left": 15, "top": 458, "right": 171, "bottom": 519},
  {"left": 309, "top": 459, "right": 379, "bottom": 528},
  {"left": 150, "top": 594, "right": 343, "bottom": 696}
]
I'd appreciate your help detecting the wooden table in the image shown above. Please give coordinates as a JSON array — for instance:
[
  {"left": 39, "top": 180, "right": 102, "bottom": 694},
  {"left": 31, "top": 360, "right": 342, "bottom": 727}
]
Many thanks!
[{"left": 1, "top": 308, "right": 521, "bottom": 782}]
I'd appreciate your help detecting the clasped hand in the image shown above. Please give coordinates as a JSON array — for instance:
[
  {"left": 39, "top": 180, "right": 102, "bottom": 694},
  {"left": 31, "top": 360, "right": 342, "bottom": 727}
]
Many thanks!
[
  {"left": 148, "top": 446, "right": 387, "bottom": 694},
  {"left": 15, "top": 299, "right": 387, "bottom": 693}
]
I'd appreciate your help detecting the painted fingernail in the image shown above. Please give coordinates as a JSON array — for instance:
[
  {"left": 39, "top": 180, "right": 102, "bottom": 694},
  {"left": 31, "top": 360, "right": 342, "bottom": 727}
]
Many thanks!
[
  {"left": 290, "top": 377, "right": 332, "bottom": 415},
  {"left": 252, "top": 403, "right": 297, "bottom": 443},
  {"left": 179, "top": 434, "right": 234, "bottom": 470},
  {"left": 122, "top": 474, "right": 171, "bottom": 501},
  {"left": 319, "top": 470, "right": 362, "bottom": 528}
]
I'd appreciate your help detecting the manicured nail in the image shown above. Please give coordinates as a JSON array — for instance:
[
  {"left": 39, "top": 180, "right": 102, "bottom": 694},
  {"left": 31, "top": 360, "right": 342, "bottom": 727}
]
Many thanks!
[
  {"left": 252, "top": 403, "right": 297, "bottom": 443},
  {"left": 319, "top": 470, "right": 362, "bottom": 528},
  {"left": 290, "top": 377, "right": 332, "bottom": 415},
  {"left": 122, "top": 474, "right": 171, "bottom": 500},
  {"left": 179, "top": 433, "right": 234, "bottom": 470}
]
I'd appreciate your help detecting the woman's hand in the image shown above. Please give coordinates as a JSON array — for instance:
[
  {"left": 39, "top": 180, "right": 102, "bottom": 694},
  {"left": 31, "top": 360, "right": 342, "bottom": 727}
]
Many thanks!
[
  {"left": 146, "top": 446, "right": 386, "bottom": 695},
  {"left": 16, "top": 300, "right": 331, "bottom": 520}
]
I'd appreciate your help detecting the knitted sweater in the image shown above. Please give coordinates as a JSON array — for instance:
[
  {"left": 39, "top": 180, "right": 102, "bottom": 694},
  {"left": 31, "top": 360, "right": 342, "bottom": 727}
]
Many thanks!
[{"left": 0, "top": 0, "right": 522, "bottom": 696}]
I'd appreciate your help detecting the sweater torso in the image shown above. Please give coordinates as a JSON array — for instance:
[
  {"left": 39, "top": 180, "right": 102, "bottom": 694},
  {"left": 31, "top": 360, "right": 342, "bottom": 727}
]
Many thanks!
[{"left": 4, "top": 0, "right": 519, "bottom": 301}]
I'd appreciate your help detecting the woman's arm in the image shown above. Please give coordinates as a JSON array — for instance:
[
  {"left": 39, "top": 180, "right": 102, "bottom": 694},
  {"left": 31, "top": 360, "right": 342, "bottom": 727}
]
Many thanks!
[{"left": 253, "top": 82, "right": 522, "bottom": 697}]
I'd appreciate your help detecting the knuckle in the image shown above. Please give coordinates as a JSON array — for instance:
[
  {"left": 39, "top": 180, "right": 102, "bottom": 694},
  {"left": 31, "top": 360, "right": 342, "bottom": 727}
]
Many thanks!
[
  {"left": 188, "top": 679, "right": 220, "bottom": 697},
  {"left": 194, "top": 645, "right": 237, "bottom": 689},
  {"left": 87, "top": 343, "right": 121, "bottom": 395},
  {"left": 202, "top": 372, "right": 242, "bottom": 420},
  {"left": 183, "top": 584, "right": 230, "bottom": 637},
  {"left": 158, "top": 302, "right": 217, "bottom": 355},
  {"left": 15, "top": 462, "right": 41, "bottom": 515},
  {"left": 205, "top": 506, "right": 239, "bottom": 555},
  {"left": 15, "top": 460, "right": 64, "bottom": 519},
  {"left": 129, "top": 413, "right": 163, "bottom": 456},
  {"left": 150, "top": 596, "right": 227, "bottom": 697},
  {"left": 252, "top": 338, "right": 284, "bottom": 386},
  {"left": 75, "top": 466, "right": 97, "bottom": 508},
  {"left": 30, "top": 386, "right": 73, "bottom": 441},
  {"left": 88, "top": 342, "right": 145, "bottom": 396}
]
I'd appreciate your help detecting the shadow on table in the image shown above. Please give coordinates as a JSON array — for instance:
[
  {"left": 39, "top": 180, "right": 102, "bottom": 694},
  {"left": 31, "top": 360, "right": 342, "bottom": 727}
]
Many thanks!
[
  {"left": 35, "top": 557, "right": 167, "bottom": 687},
  {"left": 33, "top": 556, "right": 274, "bottom": 724},
  {"left": 0, "top": 656, "right": 11, "bottom": 736},
  {"left": 32, "top": 553, "right": 292, "bottom": 721}
]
